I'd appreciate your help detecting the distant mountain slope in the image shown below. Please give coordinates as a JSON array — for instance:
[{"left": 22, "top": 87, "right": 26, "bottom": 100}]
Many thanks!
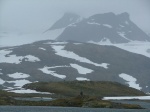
[
  {"left": 0, "top": 40, "right": 150, "bottom": 93},
  {"left": 56, "top": 12, "right": 150, "bottom": 43},
  {"left": 46, "top": 12, "right": 81, "bottom": 31}
]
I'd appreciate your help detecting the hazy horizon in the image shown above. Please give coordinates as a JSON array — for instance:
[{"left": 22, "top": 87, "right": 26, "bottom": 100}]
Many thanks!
[{"left": 0, "top": 0, "right": 150, "bottom": 34}]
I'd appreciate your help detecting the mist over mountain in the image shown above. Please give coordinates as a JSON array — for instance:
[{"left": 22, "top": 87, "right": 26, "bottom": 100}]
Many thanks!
[
  {"left": 47, "top": 13, "right": 81, "bottom": 31},
  {"left": 51, "top": 12, "right": 150, "bottom": 43}
]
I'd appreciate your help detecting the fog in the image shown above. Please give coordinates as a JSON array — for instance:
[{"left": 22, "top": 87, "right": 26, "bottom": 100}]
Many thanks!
[{"left": 0, "top": 0, "right": 150, "bottom": 33}]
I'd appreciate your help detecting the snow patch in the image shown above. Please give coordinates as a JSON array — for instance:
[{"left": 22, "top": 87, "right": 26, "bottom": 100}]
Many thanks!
[
  {"left": 8, "top": 72, "right": 30, "bottom": 79},
  {"left": 118, "top": 32, "right": 131, "bottom": 41},
  {"left": 70, "top": 64, "right": 93, "bottom": 74},
  {"left": 7, "top": 79, "right": 31, "bottom": 87},
  {"left": 103, "top": 96, "right": 150, "bottom": 100},
  {"left": 24, "top": 55, "right": 40, "bottom": 62},
  {"left": 119, "top": 73, "right": 142, "bottom": 90},
  {"left": 0, "top": 49, "right": 40, "bottom": 64},
  {"left": 119, "top": 25, "right": 125, "bottom": 27},
  {"left": 76, "top": 77, "right": 90, "bottom": 81},
  {"left": 103, "top": 24, "right": 113, "bottom": 28},
  {"left": 51, "top": 45, "right": 109, "bottom": 68},
  {"left": 73, "top": 43, "right": 82, "bottom": 45},
  {"left": 39, "top": 66, "right": 66, "bottom": 79},
  {"left": 0, "top": 78, "right": 5, "bottom": 85},
  {"left": 8, "top": 89, "right": 51, "bottom": 94},
  {"left": 68, "top": 23, "right": 77, "bottom": 27},
  {"left": 45, "top": 41, "right": 68, "bottom": 45},
  {"left": 87, "top": 22, "right": 101, "bottom": 25},
  {"left": 39, "top": 47, "right": 46, "bottom": 50},
  {"left": 0, "top": 49, "right": 23, "bottom": 64},
  {"left": 0, "top": 69, "right": 2, "bottom": 75},
  {"left": 88, "top": 38, "right": 112, "bottom": 45}
]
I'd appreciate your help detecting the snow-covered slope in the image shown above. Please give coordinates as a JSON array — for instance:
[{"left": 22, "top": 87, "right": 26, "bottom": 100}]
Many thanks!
[
  {"left": 0, "top": 40, "right": 150, "bottom": 93},
  {"left": 89, "top": 41, "right": 150, "bottom": 59}
]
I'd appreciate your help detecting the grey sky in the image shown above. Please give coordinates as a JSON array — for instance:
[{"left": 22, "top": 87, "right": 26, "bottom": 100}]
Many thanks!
[{"left": 0, "top": 0, "right": 150, "bottom": 33}]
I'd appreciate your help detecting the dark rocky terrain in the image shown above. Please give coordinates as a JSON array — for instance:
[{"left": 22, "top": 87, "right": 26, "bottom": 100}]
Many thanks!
[{"left": 0, "top": 40, "right": 150, "bottom": 92}]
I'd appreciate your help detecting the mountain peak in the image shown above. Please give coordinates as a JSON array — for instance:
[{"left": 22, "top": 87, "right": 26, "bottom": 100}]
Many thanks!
[
  {"left": 56, "top": 12, "right": 150, "bottom": 43},
  {"left": 118, "top": 12, "right": 130, "bottom": 20}
]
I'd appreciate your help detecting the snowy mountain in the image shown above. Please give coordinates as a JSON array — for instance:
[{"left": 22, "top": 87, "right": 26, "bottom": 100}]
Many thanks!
[
  {"left": 0, "top": 40, "right": 150, "bottom": 93},
  {"left": 54, "top": 12, "right": 150, "bottom": 43}
]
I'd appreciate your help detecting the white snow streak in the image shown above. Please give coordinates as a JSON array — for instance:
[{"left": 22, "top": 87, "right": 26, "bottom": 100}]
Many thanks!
[
  {"left": 119, "top": 25, "right": 125, "bottom": 27},
  {"left": 0, "top": 69, "right": 2, "bottom": 75},
  {"left": 8, "top": 89, "right": 51, "bottom": 94},
  {"left": 45, "top": 41, "right": 68, "bottom": 45},
  {"left": 103, "top": 96, "right": 150, "bottom": 100},
  {"left": 76, "top": 77, "right": 90, "bottom": 81},
  {"left": 73, "top": 43, "right": 82, "bottom": 45},
  {"left": 88, "top": 38, "right": 112, "bottom": 45},
  {"left": 87, "top": 22, "right": 101, "bottom": 25},
  {"left": 39, "top": 47, "right": 46, "bottom": 50},
  {"left": 68, "top": 23, "right": 77, "bottom": 27},
  {"left": 103, "top": 24, "right": 112, "bottom": 28},
  {"left": 70, "top": 64, "right": 93, "bottom": 74},
  {"left": 51, "top": 45, "right": 109, "bottom": 68},
  {"left": 119, "top": 73, "right": 142, "bottom": 90},
  {"left": 8, "top": 72, "right": 30, "bottom": 79},
  {"left": 118, "top": 32, "right": 131, "bottom": 41},
  {"left": 39, "top": 66, "right": 66, "bottom": 79}
]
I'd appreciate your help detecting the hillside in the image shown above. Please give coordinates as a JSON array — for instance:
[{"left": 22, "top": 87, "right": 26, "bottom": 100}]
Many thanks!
[
  {"left": 23, "top": 81, "right": 145, "bottom": 98},
  {"left": 0, "top": 40, "right": 150, "bottom": 93}
]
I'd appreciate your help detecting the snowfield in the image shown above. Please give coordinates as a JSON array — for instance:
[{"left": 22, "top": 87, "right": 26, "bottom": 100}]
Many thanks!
[
  {"left": 39, "top": 66, "right": 67, "bottom": 79},
  {"left": 70, "top": 64, "right": 93, "bottom": 74},
  {"left": 51, "top": 45, "right": 110, "bottom": 68},
  {"left": 0, "top": 49, "right": 40, "bottom": 64},
  {"left": 119, "top": 73, "right": 142, "bottom": 90},
  {"left": 7, "top": 72, "right": 30, "bottom": 79},
  {"left": 89, "top": 40, "right": 150, "bottom": 58}
]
